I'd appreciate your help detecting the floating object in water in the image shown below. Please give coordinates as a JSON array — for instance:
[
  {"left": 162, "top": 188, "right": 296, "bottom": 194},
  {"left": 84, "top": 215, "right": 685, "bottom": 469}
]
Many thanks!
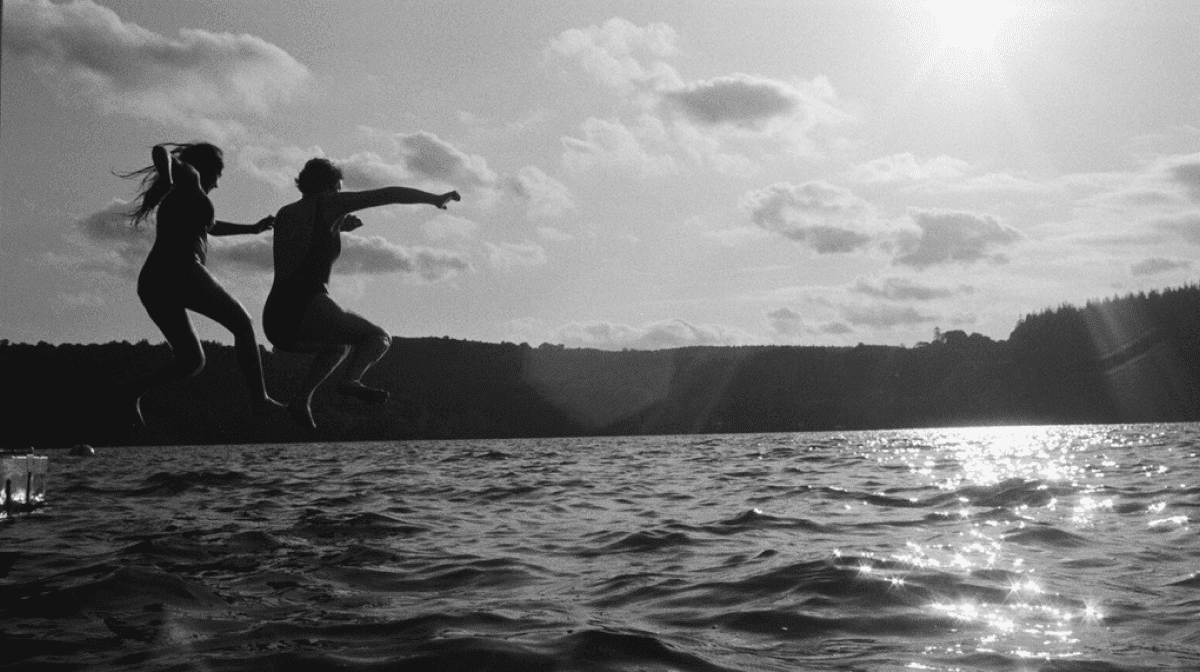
[
  {"left": 70, "top": 444, "right": 96, "bottom": 457},
  {"left": 1, "top": 453, "right": 48, "bottom": 517}
]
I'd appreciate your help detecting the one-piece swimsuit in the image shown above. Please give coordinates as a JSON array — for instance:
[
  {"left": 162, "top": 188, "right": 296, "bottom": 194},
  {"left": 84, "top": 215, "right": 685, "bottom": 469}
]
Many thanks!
[
  {"left": 263, "top": 197, "right": 341, "bottom": 350},
  {"left": 137, "top": 190, "right": 213, "bottom": 307}
]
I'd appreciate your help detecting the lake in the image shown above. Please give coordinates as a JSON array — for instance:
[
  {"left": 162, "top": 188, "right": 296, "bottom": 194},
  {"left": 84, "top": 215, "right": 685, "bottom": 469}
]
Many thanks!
[{"left": 2, "top": 424, "right": 1198, "bottom": 670}]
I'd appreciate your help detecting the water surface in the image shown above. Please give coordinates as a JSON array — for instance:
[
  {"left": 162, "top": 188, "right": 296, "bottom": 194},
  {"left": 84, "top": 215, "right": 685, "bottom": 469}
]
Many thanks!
[{"left": 2, "top": 424, "right": 1198, "bottom": 670}]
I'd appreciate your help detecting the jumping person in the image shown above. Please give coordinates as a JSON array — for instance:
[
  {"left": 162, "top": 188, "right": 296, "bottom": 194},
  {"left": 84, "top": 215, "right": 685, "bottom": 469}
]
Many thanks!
[
  {"left": 264, "top": 157, "right": 459, "bottom": 429},
  {"left": 121, "top": 142, "right": 282, "bottom": 427}
]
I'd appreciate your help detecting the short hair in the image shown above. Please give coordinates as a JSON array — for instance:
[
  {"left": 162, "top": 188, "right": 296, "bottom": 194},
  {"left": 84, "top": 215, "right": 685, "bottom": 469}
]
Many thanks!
[{"left": 295, "top": 158, "right": 344, "bottom": 196}]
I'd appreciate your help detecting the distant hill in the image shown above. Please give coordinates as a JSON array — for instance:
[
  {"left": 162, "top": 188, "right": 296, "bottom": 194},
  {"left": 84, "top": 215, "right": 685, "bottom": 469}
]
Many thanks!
[{"left": 3, "top": 284, "right": 1197, "bottom": 448}]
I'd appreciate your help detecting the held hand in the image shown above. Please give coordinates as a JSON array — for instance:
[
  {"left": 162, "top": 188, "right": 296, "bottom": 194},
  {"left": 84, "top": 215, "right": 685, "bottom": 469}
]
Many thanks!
[
  {"left": 254, "top": 215, "right": 275, "bottom": 233},
  {"left": 340, "top": 214, "right": 364, "bottom": 232},
  {"left": 435, "top": 191, "right": 461, "bottom": 210}
]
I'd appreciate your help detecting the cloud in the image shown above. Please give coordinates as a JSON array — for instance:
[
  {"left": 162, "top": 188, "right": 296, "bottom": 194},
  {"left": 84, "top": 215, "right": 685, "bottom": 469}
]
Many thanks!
[
  {"left": 337, "top": 234, "right": 471, "bottom": 281},
  {"left": 4, "top": 0, "right": 310, "bottom": 125},
  {"left": 662, "top": 74, "right": 802, "bottom": 128},
  {"left": 839, "top": 303, "right": 935, "bottom": 328},
  {"left": 238, "top": 144, "right": 325, "bottom": 190},
  {"left": 423, "top": 215, "right": 479, "bottom": 241},
  {"left": 193, "top": 232, "right": 473, "bottom": 282},
  {"left": 1155, "top": 213, "right": 1200, "bottom": 244},
  {"left": 393, "top": 131, "right": 497, "bottom": 189},
  {"left": 1130, "top": 257, "right": 1191, "bottom": 276},
  {"left": 562, "top": 116, "right": 678, "bottom": 176},
  {"left": 68, "top": 198, "right": 150, "bottom": 279},
  {"left": 552, "top": 318, "right": 752, "bottom": 350},
  {"left": 486, "top": 242, "right": 547, "bottom": 272},
  {"left": 851, "top": 277, "right": 970, "bottom": 301},
  {"left": 893, "top": 209, "right": 1023, "bottom": 269},
  {"left": 1170, "top": 159, "right": 1200, "bottom": 202},
  {"left": 551, "top": 19, "right": 854, "bottom": 167},
  {"left": 546, "top": 17, "right": 680, "bottom": 92},
  {"left": 851, "top": 153, "right": 971, "bottom": 184},
  {"left": 765, "top": 307, "right": 806, "bottom": 336},
  {"left": 503, "top": 166, "right": 577, "bottom": 218},
  {"left": 207, "top": 236, "right": 274, "bottom": 274},
  {"left": 338, "top": 151, "right": 415, "bottom": 190},
  {"left": 740, "top": 181, "right": 874, "bottom": 253}
]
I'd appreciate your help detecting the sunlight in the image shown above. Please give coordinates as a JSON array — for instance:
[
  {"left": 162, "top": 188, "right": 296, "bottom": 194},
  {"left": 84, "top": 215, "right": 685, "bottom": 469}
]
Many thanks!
[{"left": 926, "top": 0, "right": 1016, "bottom": 50}]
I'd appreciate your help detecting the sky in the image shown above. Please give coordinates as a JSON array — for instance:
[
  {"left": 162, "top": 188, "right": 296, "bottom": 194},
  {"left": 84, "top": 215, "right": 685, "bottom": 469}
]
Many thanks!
[{"left": 2, "top": 0, "right": 1199, "bottom": 350}]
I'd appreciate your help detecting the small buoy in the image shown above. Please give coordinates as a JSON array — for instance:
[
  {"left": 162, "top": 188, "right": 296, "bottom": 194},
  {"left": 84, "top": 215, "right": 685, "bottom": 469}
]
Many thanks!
[{"left": 69, "top": 444, "right": 96, "bottom": 457}]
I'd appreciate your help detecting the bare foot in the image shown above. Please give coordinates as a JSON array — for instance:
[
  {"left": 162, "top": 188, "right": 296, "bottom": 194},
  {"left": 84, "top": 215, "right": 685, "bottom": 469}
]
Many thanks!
[
  {"left": 338, "top": 381, "right": 389, "bottom": 405},
  {"left": 287, "top": 402, "right": 316, "bottom": 429}
]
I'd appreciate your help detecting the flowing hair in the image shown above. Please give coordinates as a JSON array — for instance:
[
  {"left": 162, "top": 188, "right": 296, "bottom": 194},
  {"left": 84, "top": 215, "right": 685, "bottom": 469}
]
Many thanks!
[{"left": 117, "top": 142, "right": 224, "bottom": 226}]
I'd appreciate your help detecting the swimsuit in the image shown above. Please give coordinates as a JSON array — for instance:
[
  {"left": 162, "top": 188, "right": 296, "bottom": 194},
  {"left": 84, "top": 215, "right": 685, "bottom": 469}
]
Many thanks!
[
  {"left": 263, "top": 197, "right": 341, "bottom": 351},
  {"left": 137, "top": 191, "right": 213, "bottom": 308}
]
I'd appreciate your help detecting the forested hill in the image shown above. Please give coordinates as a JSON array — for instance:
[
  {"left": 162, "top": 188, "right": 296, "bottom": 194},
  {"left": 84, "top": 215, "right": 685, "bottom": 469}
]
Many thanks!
[{"left": 4, "top": 284, "right": 1198, "bottom": 448}]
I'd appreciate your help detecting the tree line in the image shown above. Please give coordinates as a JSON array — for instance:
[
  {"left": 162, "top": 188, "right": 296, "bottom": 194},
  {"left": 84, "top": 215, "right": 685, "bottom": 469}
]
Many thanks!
[{"left": 3, "top": 284, "right": 1197, "bottom": 448}]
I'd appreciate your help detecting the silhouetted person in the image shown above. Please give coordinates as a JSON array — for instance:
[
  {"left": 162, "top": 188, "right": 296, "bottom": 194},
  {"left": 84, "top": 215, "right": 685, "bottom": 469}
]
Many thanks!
[
  {"left": 264, "top": 158, "right": 460, "bottom": 428},
  {"left": 120, "top": 142, "right": 281, "bottom": 427}
]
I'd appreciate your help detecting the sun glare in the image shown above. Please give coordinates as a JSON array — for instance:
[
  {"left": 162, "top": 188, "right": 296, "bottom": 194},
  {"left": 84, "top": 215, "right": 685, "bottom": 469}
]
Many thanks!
[{"left": 926, "top": 0, "right": 1016, "bottom": 50}]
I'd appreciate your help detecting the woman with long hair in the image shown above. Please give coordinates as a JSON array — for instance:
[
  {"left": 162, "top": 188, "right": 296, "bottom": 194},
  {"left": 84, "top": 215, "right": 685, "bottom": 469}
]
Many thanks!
[
  {"left": 264, "top": 157, "right": 459, "bottom": 428},
  {"left": 121, "top": 142, "right": 281, "bottom": 427}
]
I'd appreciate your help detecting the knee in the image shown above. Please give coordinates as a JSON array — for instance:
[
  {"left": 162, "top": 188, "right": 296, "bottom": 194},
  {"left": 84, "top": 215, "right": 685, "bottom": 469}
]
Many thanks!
[
  {"left": 373, "top": 331, "right": 391, "bottom": 352},
  {"left": 359, "top": 329, "right": 390, "bottom": 351}
]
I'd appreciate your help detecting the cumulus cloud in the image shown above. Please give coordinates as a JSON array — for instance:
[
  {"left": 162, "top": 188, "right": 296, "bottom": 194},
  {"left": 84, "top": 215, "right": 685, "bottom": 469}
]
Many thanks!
[
  {"left": 546, "top": 17, "right": 680, "bottom": 92},
  {"left": 503, "top": 166, "right": 577, "bottom": 218},
  {"left": 893, "top": 209, "right": 1023, "bottom": 269},
  {"left": 1130, "top": 257, "right": 1191, "bottom": 276},
  {"left": 851, "top": 277, "right": 970, "bottom": 301},
  {"left": 4, "top": 0, "right": 310, "bottom": 125},
  {"left": 68, "top": 199, "right": 149, "bottom": 279},
  {"left": 337, "top": 151, "right": 415, "bottom": 190},
  {"left": 394, "top": 131, "right": 497, "bottom": 189},
  {"left": 551, "top": 19, "right": 854, "bottom": 168},
  {"left": 562, "top": 116, "right": 678, "bottom": 176},
  {"left": 486, "top": 242, "right": 547, "bottom": 272},
  {"left": 238, "top": 144, "right": 325, "bottom": 191},
  {"left": 67, "top": 199, "right": 271, "bottom": 279},
  {"left": 552, "top": 318, "right": 752, "bottom": 350},
  {"left": 741, "top": 181, "right": 874, "bottom": 253},
  {"left": 337, "top": 234, "right": 471, "bottom": 281},
  {"left": 851, "top": 153, "right": 971, "bottom": 184},
  {"left": 207, "top": 236, "right": 274, "bottom": 274}
]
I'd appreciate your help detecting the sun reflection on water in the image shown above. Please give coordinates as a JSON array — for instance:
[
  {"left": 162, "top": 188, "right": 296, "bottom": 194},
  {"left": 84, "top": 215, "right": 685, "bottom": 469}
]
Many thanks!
[{"left": 862, "top": 425, "right": 1137, "bottom": 666}]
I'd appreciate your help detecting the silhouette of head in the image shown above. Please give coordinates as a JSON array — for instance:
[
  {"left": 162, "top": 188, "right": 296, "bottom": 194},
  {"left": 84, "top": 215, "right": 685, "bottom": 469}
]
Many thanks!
[
  {"left": 177, "top": 142, "right": 224, "bottom": 192},
  {"left": 296, "top": 158, "right": 344, "bottom": 196}
]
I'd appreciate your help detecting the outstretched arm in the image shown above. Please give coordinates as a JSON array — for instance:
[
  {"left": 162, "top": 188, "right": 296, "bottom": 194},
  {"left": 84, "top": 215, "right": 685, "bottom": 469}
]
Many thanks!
[
  {"left": 211, "top": 215, "right": 275, "bottom": 236},
  {"left": 325, "top": 187, "right": 461, "bottom": 221}
]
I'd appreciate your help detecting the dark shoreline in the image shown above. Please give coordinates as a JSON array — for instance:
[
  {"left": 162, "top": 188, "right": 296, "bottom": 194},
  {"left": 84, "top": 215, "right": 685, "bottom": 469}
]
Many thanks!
[{"left": 3, "top": 284, "right": 1198, "bottom": 448}]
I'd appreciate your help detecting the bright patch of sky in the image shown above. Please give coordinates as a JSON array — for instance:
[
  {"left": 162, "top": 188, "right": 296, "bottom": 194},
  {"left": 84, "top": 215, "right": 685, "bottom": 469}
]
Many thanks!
[{"left": 3, "top": 0, "right": 1199, "bottom": 349}]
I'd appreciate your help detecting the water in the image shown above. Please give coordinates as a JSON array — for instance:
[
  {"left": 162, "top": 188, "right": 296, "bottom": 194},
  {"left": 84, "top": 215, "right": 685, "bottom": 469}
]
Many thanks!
[{"left": 2, "top": 424, "right": 1198, "bottom": 671}]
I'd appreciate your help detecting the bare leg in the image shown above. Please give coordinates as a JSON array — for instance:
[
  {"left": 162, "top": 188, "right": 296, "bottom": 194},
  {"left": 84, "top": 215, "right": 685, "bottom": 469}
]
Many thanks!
[
  {"left": 127, "top": 302, "right": 206, "bottom": 427},
  {"left": 186, "top": 266, "right": 283, "bottom": 413},
  {"left": 338, "top": 332, "right": 392, "bottom": 403},
  {"left": 275, "top": 293, "right": 398, "bottom": 427},
  {"left": 287, "top": 346, "right": 349, "bottom": 429}
]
